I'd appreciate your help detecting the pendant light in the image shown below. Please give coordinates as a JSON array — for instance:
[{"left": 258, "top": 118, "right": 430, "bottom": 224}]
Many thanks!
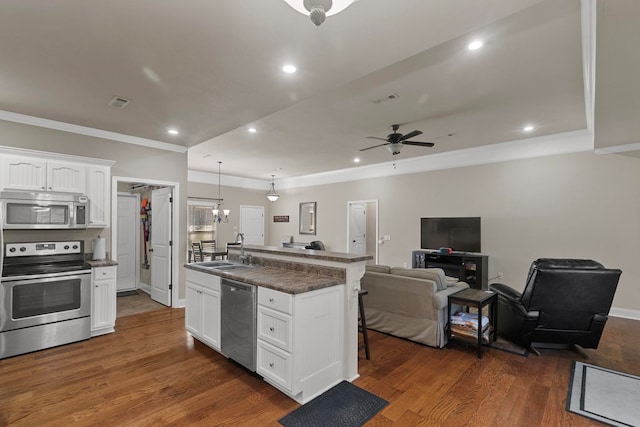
[
  {"left": 266, "top": 175, "right": 280, "bottom": 202},
  {"left": 212, "top": 161, "right": 230, "bottom": 223}
]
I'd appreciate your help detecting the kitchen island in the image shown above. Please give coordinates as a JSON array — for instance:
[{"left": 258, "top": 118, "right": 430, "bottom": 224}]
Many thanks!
[{"left": 184, "top": 245, "right": 371, "bottom": 403}]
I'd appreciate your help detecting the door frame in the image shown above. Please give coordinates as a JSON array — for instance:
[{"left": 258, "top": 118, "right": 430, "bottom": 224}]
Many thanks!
[
  {"left": 116, "top": 192, "right": 140, "bottom": 291},
  {"left": 346, "top": 199, "right": 378, "bottom": 264},
  {"left": 111, "top": 176, "right": 181, "bottom": 308}
]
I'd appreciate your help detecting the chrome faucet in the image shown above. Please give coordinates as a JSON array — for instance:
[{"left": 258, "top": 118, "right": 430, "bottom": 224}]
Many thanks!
[{"left": 235, "top": 232, "right": 251, "bottom": 264}]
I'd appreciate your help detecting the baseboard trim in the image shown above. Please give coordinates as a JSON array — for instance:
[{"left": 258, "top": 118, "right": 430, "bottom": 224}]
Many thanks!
[{"left": 610, "top": 307, "right": 640, "bottom": 321}]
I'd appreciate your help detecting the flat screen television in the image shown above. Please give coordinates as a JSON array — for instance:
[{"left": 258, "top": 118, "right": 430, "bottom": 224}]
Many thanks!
[{"left": 420, "top": 217, "right": 481, "bottom": 253}]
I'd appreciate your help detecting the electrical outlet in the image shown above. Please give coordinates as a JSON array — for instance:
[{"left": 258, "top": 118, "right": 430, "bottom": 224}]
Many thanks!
[
  {"left": 497, "top": 272, "right": 504, "bottom": 279},
  {"left": 383, "top": 234, "right": 391, "bottom": 241}
]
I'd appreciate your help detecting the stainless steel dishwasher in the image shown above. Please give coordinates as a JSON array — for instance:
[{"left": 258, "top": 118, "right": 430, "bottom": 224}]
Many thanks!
[{"left": 221, "top": 278, "right": 257, "bottom": 372}]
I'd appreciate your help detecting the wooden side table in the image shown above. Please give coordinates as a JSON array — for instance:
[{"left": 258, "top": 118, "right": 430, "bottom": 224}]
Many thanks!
[{"left": 447, "top": 288, "right": 498, "bottom": 358}]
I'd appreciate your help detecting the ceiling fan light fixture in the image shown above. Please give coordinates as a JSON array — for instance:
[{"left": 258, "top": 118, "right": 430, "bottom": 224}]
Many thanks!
[
  {"left": 283, "top": 0, "right": 356, "bottom": 26},
  {"left": 266, "top": 175, "right": 280, "bottom": 202}
]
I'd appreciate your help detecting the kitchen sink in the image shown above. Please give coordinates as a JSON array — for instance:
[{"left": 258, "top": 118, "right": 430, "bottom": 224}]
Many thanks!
[
  {"left": 214, "top": 264, "right": 254, "bottom": 271},
  {"left": 193, "top": 261, "right": 234, "bottom": 268}
]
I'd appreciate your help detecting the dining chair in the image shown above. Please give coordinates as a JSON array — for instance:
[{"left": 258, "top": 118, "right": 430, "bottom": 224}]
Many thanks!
[{"left": 190, "top": 242, "right": 203, "bottom": 262}]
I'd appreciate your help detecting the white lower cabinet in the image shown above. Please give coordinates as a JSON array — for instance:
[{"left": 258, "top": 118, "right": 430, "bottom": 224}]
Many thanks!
[
  {"left": 257, "top": 285, "right": 344, "bottom": 403},
  {"left": 185, "top": 269, "right": 221, "bottom": 350},
  {"left": 91, "top": 266, "right": 117, "bottom": 336}
]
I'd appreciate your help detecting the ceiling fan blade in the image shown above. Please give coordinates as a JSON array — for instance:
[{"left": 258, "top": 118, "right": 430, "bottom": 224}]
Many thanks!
[
  {"left": 399, "top": 130, "right": 423, "bottom": 141},
  {"left": 366, "top": 136, "right": 389, "bottom": 142},
  {"left": 360, "top": 142, "right": 389, "bottom": 151},
  {"left": 403, "top": 141, "right": 435, "bottom": 147}
]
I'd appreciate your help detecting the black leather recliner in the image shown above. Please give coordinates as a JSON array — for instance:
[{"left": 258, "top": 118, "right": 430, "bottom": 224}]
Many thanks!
[
  {"left": 305, "top": 241, "right": 326, "bottom": 250},
  {"left": 489, "top": 258, "right": 621, "bottom": 354}
]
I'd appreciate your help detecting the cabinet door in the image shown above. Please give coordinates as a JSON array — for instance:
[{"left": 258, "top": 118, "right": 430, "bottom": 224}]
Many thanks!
[
  {"left": 92, "top": 279, "right": 116, "bottom": 330},
  {"left": 1, "top": 156, "right": 47, "bottom": 191},
  {"left": 185, "top": 283, "right": 202, "bottom": 336},
  {"left": 47, "top": 161, "right": 86, "bottom": 193},
  {"left": 201, "top": 287, "right": 221, "bottom": 350},
  {"left": 86, "top": 166, "right": 111, "bottom": 227}
]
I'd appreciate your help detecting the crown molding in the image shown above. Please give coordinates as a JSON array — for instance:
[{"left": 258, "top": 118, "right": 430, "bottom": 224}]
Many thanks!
[
  {"left": 188, "top": 169, "right": 268, "bottom": 190},
  {"left": 0, "top": 109, "right": 187, "bottom": 154}
]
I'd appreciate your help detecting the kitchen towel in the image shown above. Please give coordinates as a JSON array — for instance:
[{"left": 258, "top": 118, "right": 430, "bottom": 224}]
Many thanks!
[{"left": 93, "top": 237, "right": 106, "bottom": 260}]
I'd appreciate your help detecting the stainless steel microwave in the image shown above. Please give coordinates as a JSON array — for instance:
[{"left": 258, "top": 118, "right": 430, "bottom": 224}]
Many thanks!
[{"left": 0, "top": 191, "right": 88, "bottom": 229}]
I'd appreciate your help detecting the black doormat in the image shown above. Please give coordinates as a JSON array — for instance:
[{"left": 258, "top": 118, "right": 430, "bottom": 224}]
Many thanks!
[
  {"left": 117, "top": 290, "right": 139, "bottom": 297},
  {"left": 279, "top": 381, "right": 387, "bottom": 427}
]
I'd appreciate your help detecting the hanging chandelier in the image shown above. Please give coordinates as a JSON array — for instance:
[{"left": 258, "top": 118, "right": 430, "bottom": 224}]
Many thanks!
[
  {"left": 266, "top": 175, "right": 279, "bottom": 202},
  {"left": 282, "top": 0, "right": 357, "bottom": 26},
  {"left": 212, "top": 161, "right": 230, "bottom": 223}
]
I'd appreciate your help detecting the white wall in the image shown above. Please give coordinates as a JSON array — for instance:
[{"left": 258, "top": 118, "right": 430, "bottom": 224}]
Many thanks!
[{"left": 265, "top": 151, "right": 640, "bottom": 312}]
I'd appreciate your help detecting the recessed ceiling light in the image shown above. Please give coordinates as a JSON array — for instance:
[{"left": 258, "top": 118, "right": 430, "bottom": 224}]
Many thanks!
[
  {"left": 282, "top": 64, "right": 297, "bottom": 74},
  {"left": 353, "top": 157, "right": 360, "bottom": 163},
  {"left": 248, "top": 127, "right": 257, "bottom": 133},
  {"left": 167, "top": 128, "right": 179, "bottom": 135},
  {"left": 467, "top": 40, "right": 484, "bottom": 50},
  {"left": 523, "top": 125, "right": 535, "bottom": 132}
]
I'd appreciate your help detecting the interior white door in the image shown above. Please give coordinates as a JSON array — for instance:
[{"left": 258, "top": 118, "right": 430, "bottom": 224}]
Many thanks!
[
  {"left": 150, "top": 187, "right": 172, "bottom": 306},
  {"left": 240, "top": 205, "right": 265, "bottom": 245},
  {"left": 348, "top": 203, "right": 366, "bottom": 255},
  {"left": 116, "top": 194, "right": 138, "bottom": 291}
]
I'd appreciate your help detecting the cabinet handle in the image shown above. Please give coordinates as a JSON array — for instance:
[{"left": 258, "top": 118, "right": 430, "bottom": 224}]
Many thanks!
[
  {"left": 269, "top": 298, "right": 274, "bottom": 302},
  {"left": 269, "top": 327, "right": 275, "bottom": 332},
  {"left": 269, "top": 362, "right": 274, "bottom": 368}
]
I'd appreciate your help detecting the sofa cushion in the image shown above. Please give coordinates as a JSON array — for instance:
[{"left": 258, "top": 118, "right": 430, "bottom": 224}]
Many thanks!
[
  {"left": 390, "top": 267, "right": 448, "bottom": 291},
  {"left": 366, "top": 264, "right": 391, "bottom": 274}
]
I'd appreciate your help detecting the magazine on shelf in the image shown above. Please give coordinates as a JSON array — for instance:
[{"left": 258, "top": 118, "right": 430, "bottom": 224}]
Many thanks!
[{"left": 450, "top": 311, "right": 489, "bottom": 330}]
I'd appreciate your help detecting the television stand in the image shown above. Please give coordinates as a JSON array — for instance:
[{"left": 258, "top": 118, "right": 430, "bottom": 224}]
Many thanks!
[{"left": 412, "top": 250, "right": 489, "bottom": 290}]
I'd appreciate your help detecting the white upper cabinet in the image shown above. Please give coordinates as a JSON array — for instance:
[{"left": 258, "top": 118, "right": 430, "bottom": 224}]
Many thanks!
[
  {"left": 0, "top": 148, "right": 114, "bottom": 228},
  {"left": 86, "top": 165, "right": 111, "bottom": 228},
  {"left": 2, "top": 156, "right": 85, "bottom": 193}
]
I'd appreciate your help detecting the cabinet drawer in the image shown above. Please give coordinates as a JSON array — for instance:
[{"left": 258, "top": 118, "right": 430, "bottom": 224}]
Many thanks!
[
  {"left": 258, "top": 287, "right": 293, "bottom": 314},
  {"left": 258, "top": 307, "right": 292, "bottom": 352},
  {"left": 93, "top": 266, "right": 116, "bottom": 281},
  {"left": 257, "top": 341, "right": 291, "bottom": 391}
]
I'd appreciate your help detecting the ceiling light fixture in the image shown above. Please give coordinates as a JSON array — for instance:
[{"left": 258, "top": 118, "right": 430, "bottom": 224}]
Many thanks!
[
  {"left": 283, "top": 0, "right": 356, "bottom": 26},
  {"left": 212, "top": 161, "right": 230, "bottom": 223},
  {"left": 167, "top": 128, "right": 179, "bottom": 135},
  {"left": 467, "top": 40, "right": 484, "bottom": 50},
  {"left": 266, "top": 175, "right": 280, "bottom": 202},
  {"left": 523, "top": 125, "right": 535, "bottom": 132},
  {"left": 248, "top": 127, "right": 257, "bottom": 133},
  {"left": 354, "top": 157, "right": 360, "bottom": 163},
  {"left": 282, "top": 64, "right": 297, "bottom": 74}
]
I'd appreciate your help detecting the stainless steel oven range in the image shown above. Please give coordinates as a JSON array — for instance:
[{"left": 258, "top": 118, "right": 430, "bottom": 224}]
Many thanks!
[{"left": 0, "top": 240, "right": 91, "bottom": 359}]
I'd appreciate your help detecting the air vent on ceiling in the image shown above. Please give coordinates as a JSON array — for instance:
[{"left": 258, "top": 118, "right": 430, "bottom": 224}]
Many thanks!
[
  {"left": 108, "top": 96, "right": 131, "bottom": 109},
  {"left": 371, "top": 93, "right": 400, "bottom": 104}
]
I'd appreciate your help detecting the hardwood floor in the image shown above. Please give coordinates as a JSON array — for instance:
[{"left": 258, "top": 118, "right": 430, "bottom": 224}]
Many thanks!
[{"left": 1, "top": 310, "right": 638, "bottom": 426}]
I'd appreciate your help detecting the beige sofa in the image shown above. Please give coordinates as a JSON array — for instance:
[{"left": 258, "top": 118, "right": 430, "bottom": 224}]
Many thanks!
[{"left": 361, "top": 265, "right": 469, "bottom": 348}]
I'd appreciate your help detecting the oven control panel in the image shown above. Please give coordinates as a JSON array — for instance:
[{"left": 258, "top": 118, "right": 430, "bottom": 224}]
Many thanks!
[{"left": 4, "top": 241, "right": 83, "bottom": 257}]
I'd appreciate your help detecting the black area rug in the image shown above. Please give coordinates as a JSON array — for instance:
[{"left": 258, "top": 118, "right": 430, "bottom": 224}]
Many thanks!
[
  {"left": 279, "top": 381, "right": 388, "bottom": 427},
  {"left": 117, "top": 290, "right": 139, "bottom": 297},
  {"left": 567, "top": 360, "right": 640, "bottom": 426}
]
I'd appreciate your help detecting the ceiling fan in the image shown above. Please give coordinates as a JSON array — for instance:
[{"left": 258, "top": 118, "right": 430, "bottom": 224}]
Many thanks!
[{"left": 360, "top": 124, "right": 435, "bottom": 155}]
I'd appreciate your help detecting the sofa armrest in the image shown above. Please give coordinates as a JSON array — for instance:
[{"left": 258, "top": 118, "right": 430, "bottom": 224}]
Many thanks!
[{"left": 432, "top": 282, "right": 470, "bottom": 310}]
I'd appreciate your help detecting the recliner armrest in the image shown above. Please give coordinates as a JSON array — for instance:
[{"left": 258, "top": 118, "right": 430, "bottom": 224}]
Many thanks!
[{"left": 489, "top": 282, "right": 522, "bottom": 304}]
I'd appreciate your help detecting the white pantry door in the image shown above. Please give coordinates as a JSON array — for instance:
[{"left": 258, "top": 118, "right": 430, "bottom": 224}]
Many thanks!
[{"left": 150, "top": 187, "right": 172, "bottom": 306}]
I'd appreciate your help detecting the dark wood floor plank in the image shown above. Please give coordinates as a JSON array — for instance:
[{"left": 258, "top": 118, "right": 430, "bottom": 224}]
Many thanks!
[{"left": 1, "top": 309, "right": 638, "bottom": 426}]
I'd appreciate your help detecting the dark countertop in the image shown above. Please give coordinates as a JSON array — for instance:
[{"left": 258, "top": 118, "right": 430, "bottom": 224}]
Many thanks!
[
  {"left": 86, "top": 259, "right": 118, "bottom": 267},
  {"left": 184, "top": 263, "right": 343, "bottom": 294},
  {"left": 229, "top": 244, "right": 373, "bottom": 263}
]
